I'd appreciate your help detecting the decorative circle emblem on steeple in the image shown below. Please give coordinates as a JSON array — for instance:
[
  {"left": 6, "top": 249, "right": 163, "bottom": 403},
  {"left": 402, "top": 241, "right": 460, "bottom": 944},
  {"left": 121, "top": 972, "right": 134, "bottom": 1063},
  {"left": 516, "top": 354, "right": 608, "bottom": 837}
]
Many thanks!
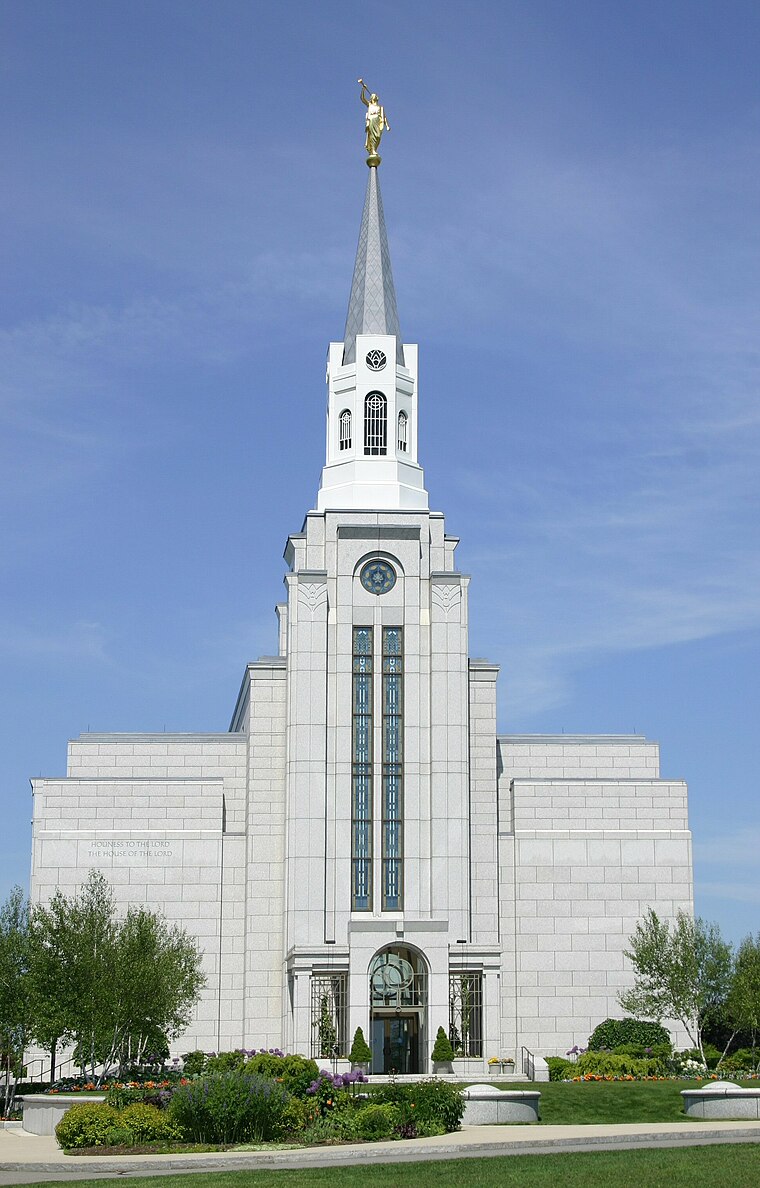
[
  {"left": 366, "top": 349, "right": 387, "bottom": 371},
  {"left": 360, "top": 559, "right": 397, "bottom": 595}
]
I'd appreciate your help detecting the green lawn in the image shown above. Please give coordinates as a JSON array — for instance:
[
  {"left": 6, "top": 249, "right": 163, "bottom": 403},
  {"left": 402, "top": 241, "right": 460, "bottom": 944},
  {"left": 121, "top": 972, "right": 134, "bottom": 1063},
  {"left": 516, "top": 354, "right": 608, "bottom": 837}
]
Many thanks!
[
  {"left": 31, "top": 1145, "right": 760, "bottom": 1188},
  {"left": 497, "top": 1077, "right": 723, "bottom": 1124}
]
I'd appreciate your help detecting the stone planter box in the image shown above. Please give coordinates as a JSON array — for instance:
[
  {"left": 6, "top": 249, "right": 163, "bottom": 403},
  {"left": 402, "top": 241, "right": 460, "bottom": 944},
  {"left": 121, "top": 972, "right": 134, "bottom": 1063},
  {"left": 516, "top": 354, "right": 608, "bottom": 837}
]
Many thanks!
[
  {"left": 681, "top": 1081, "right": 760, "bottom": 1120},
  {"left": 462, "top": 1084, "right": 540, "bottom": 1124},
  {"left": 19, "top": 1093, "right": 106, "bottom": 1136}
]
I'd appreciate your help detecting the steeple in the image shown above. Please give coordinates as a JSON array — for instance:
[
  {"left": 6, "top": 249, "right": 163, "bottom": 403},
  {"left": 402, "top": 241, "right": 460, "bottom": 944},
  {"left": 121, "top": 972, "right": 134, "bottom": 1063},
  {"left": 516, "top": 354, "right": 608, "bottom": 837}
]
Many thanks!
[
  {"left": 315, "top": 93, "right": 427, "bottom": 514},
  {"left": 343, "top": 167, "right": 404, "bottom": 366}
]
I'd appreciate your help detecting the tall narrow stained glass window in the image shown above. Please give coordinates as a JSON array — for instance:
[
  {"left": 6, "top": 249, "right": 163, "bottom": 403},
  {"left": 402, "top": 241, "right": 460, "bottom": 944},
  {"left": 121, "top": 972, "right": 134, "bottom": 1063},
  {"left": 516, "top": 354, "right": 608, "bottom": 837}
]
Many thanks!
[
  {"left": 352, "top": 627, "right": 373, "bottom": 910},
  {"left": 382, "top": 627, "right": 403, "bottom": 910}
]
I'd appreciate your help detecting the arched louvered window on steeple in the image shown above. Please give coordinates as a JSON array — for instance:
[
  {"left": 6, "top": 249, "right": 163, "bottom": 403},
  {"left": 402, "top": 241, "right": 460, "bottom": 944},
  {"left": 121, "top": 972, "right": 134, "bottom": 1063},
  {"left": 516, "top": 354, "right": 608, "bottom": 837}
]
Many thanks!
[
  {"left": 364, "top": 392, "right": 387, "bottom": 456},
  {"left": 339, "top": 409, "right": 352, "bottom": 451},
  {"left": 397, "top": 411, "right": 408, "bottom": 453}
]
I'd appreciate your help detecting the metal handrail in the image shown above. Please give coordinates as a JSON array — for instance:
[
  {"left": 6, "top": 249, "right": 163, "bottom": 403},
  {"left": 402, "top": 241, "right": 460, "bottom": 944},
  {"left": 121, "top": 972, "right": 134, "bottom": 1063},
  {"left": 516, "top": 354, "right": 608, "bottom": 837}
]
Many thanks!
[
  {"left": 19, "top": 1054, "right": 79, "bottom": 1084},
  {"left": 521, "top": 1045, "right": 535, "bottom": 1081}
]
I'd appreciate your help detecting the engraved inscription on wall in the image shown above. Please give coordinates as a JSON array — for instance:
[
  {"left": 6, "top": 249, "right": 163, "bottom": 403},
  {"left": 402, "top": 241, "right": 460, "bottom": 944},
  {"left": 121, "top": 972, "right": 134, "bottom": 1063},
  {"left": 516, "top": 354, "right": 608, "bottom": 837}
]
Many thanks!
[{"left": 86, "top": 839, "right": 175, "bottom": 861}]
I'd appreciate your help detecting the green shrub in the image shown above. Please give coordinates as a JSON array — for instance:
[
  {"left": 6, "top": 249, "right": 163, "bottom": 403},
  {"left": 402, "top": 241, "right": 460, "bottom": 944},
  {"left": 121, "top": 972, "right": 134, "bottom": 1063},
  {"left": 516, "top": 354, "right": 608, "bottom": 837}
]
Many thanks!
[
  {"left": 545, "top": 1057, "right": 575, "bottom": 1081},
  {"left": 355, "top": 1102, "right": 400, "bottom": 1140},
  {"left": 328, "top": 1098, "right": 362, "bottom": 1141},
  {"left": 105, "top": 1085, "right": 149, "bottom": 1110},
  {"left": 301, "top": 1113, "right": 346, "bottom": 1144},
  {"left": 349, "top": 1026, "right": 373, "bottom": 1066},
  {"left": 611, "top": 1043, "right": 668, "bottom": 1074},
  {"left": 410, "top": 1078, "right": 464, "bottom": 1132},
  {"left": 281, "top": 1054, "right": 320, "bottom": 1096},
  {"left": 416, "top": 1118, "right": 446, "bottom": 1137},
  {"left": 723, "top": 1047, "right": 760, "bottom": 1072},
  {"left": 431, "top": 1027, "right": 455, "bottom": 1063},
  {"left": 119, "top": 1102, "right": 179, "bottom": 1142},
  {"left": 244, "top": 1052, "right": 319, "bottom": 1098},
  {"left": 369, "top": 1083, "right": 409, "bottom": 1107},
  {"left": 169, "top": 1070, "right": 289, "bottom": 1143},
  {"left": 244, "top": 1052, "right": 284, "bottom": 1080},
  {"left": 181, "top": 1050, "right": 207, "bottom": 1077},
  {"left": 55, "top": 1103, "right": 122, "bottom": 1149},
  {"left": 574, "top": 1052, "right": 652, "bottom": 1078},
  {"left": 370, "top": 1079, "right": 463, "bottom": 1132},
  {"left": 588, "top": 1018, "right": 671, "bottom": 1052},
  {"left": 281, "top": 1095, "right": 311, "bottom": 1133},
  {"left": 206, "top": 1050, "right": 246, "bottom": 1074},
  {"left": 612, "top": 1043, "right": 647, "bottom": 1057},
  {"left": 103, "top": 1126, "right": 135, "bottom": 1147},
  {"left": 702, "top": 1043, "right": 722, "bottom": 1070}
]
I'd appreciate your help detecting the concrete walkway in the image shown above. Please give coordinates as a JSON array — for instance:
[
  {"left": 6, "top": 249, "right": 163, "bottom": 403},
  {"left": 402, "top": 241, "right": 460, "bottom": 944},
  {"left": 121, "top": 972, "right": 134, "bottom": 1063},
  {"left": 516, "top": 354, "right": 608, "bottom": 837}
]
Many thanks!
[{"left": 1, "top": 1120, "right": 760, "bottom": 1184}]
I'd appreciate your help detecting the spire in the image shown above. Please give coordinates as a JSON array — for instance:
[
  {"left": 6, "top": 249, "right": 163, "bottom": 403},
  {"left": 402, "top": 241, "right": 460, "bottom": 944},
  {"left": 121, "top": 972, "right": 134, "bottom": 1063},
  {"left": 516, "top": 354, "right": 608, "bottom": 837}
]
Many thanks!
[{"left": 342, "top": 168, "right": 404, "bottom": 366}]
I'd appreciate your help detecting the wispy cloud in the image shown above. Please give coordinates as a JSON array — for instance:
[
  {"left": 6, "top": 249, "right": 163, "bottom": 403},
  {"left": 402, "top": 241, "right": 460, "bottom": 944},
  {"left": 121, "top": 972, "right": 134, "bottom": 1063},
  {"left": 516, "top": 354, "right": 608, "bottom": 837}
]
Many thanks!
[
  {"left": 694, "top": 831, "right": 760, "bottom": 869},
  {"left": 698, "top": 882, "right": 760, "bottom": 908},
  {"left": 0, "top": 620, "right": 108, "bottom": 662}
]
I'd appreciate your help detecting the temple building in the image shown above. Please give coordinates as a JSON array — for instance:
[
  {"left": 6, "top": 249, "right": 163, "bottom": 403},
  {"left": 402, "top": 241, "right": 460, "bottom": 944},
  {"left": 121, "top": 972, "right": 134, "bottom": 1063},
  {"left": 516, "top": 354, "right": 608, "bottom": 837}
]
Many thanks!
[{"left": 30, "top": 139, "right": 694, "bottom": 1073}]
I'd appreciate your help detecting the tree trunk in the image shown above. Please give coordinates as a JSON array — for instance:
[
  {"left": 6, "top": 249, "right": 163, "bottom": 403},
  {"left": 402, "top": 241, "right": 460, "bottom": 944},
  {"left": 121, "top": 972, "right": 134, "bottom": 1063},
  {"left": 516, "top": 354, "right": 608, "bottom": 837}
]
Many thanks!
[{"left": 50, "top": 1037, "right": 57, "bottom": 1084}]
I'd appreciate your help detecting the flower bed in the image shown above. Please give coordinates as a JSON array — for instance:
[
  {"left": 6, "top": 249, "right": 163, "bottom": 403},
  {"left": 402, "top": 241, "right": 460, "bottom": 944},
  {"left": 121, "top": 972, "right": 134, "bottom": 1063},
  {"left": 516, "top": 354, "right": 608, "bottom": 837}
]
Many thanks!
[{"left": 50, "top": 1051, "right": 465, "bottom": 1152}]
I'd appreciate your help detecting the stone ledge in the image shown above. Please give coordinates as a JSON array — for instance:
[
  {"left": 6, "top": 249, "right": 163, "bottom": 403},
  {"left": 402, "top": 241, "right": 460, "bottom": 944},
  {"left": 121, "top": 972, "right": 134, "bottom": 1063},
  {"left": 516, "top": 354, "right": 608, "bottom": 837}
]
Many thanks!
[
  {"left": 19, "top": 1094, "right": 106, "bottom": 1136},
  {"left": 682, "top": 1081, "right": 760, "bottom": 1119},
  {"left": 462, "top": 1084, "right": 541, "bottom": 1124}
]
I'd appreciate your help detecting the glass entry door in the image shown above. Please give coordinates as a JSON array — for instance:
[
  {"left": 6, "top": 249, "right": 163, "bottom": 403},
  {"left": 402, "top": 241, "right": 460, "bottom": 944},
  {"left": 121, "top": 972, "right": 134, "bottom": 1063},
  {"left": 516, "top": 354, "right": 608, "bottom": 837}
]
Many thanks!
[{"left": 371, "top": 1014, "right": 420, "bottom": 1074}]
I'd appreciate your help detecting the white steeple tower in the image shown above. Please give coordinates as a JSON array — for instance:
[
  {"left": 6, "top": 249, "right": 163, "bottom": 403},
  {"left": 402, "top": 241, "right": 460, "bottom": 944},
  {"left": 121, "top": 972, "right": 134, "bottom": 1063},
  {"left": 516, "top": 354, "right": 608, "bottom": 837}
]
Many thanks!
[{"left": 317, "top": 166, "right": 428, "bottom": 511}]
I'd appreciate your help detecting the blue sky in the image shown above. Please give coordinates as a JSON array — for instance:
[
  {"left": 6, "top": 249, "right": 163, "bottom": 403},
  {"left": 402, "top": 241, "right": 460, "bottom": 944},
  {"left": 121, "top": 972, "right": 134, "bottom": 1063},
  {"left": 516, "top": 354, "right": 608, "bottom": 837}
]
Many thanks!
[{"left": 2, "top": 1, "right": 759, "bottom": 944}]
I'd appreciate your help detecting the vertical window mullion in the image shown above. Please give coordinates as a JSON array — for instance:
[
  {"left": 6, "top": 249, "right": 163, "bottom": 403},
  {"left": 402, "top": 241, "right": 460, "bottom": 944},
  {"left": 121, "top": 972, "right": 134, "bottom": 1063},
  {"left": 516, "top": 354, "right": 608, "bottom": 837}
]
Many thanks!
[
  {"left": 352, "top": 627, "right": 373, "bottom": 910},
  {"left": 382, "top": 627, "right": 403, "bottom": 911}
]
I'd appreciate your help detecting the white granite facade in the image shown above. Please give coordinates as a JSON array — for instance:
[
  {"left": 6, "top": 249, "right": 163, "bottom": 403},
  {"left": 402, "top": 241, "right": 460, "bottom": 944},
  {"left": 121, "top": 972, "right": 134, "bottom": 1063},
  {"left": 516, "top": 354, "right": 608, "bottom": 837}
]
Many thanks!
[{"left": 29, "top": 163, "right": 694, "bottom": 1068}]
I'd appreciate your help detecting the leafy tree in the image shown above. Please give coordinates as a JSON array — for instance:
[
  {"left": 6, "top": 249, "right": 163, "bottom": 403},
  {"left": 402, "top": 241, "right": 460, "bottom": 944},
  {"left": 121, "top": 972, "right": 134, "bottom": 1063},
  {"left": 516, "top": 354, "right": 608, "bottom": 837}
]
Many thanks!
[
  {"left": 31, "top": 870, "right": 117, "bottom": 1081},
  {"left": 109, "top": 905, "right": 205, "bottom": 1072},
  {"left": 725, "top": 934, "right": 760, "bottom": 1067},
  {"left": 0, "top": 888, "right": 32, "bottom": 1117},
  {"left": 619, "top": 908, "right": 733, "bottom": 1062},
  {"left": 30, "top": 871, "right": 204, "bottom": 1084}
]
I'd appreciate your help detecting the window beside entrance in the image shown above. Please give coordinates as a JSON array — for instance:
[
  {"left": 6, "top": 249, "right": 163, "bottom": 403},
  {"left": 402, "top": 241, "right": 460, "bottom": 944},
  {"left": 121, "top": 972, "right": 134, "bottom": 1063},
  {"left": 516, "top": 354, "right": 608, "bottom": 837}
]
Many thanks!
[
  {"left": 448, "top": 971, "right": 484, "bottom": 1057},
  {"left": 310, "top": 972, "right": 349, "bottom": 1060}
]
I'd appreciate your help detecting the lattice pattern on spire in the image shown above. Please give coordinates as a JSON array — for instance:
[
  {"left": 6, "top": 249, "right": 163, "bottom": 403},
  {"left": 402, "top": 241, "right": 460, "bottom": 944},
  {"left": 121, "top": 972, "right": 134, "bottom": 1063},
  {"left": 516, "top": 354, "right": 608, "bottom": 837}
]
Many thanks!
[{"left": 343, "top": 169, "right": 404, "bottom": 366}]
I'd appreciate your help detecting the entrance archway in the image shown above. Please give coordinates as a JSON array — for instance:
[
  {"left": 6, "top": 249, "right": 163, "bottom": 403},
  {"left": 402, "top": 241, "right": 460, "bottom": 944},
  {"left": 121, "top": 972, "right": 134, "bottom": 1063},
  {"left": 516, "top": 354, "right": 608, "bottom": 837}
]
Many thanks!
[{"left": 368, "top": 946, "right": 428, "bottom": 1074}]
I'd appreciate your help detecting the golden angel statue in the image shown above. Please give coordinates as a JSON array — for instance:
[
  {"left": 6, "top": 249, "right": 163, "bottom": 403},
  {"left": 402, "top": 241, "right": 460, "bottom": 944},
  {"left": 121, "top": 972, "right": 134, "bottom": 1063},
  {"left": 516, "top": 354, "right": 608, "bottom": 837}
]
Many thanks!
[{"left": 358, "top": 79, "right": 390, "bottom": 164}]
